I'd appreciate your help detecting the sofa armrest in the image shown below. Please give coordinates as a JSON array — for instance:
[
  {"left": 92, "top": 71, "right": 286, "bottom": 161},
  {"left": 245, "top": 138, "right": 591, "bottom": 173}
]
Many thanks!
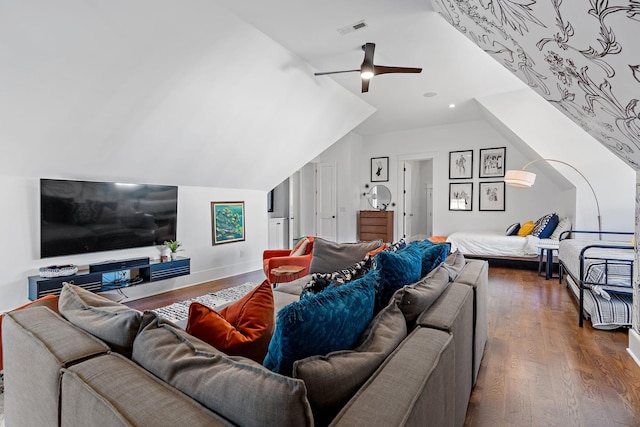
[
  {"left": 263, "top": 249, "right": 292, "bottom": 259},
  {"left": 330, "top": 327, "right": 455, "bottom": 427},
  {"left": 3, "top": 307, "right": 110, "bottom": 427}
]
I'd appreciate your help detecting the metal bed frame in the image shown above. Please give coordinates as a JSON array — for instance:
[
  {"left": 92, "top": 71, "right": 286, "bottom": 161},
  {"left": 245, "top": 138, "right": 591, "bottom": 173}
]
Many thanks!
[{"left": 558, "top": 230, "right": 634, "bottom": 327}]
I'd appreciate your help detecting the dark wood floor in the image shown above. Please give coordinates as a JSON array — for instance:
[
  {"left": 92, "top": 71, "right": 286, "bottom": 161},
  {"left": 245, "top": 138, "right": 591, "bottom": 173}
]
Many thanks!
[
  {"left": 466, "top": 266, "right": 640, "bottom": 426},
  {"left": 124, "top": 266, "right": 640, "bottom": 426}
]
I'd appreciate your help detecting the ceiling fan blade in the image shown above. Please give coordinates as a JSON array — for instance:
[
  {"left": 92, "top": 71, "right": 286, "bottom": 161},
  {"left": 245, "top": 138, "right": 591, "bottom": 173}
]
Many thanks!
[
  {"left": 362, "top": 43, "right": 376, "bottom": 68},
  {"left": 314, "top": 69, "right": 360, "bottom": 76},
  {"left": 361, "top": 78, "right": 370, "bottom": 93},
  {"left": 374, "top": 66, "right": 423, "bottom": 76}
]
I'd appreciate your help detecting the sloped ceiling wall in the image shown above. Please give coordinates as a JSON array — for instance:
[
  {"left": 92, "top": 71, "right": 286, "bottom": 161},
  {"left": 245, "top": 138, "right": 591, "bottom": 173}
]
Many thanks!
[
  {"left": 0, "top": 0, "right": 375, "bottom": 191},
  {"left": 430, "top": 0, "right": 640, "bottom": 169}
]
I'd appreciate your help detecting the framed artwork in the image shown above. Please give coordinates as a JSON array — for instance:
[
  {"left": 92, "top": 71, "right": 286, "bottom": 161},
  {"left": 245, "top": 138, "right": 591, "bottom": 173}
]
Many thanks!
[
  {"left": 479, "top": 181, "right": 505, "bottom": 211},
  {"left": 371, "top": 156, "right": 389, "bottom": 182},
  {"left": 211, "top": 201, "right": 245, "bottom": 245},
  {"left": 449, "top": 150, "right": 473, "bottom": 179},
  {"left": 479, "top": 147, "right": 506, "bottom": 178},
  {"left": 449, "top": 182, "right": 473, "bottom": 211}
]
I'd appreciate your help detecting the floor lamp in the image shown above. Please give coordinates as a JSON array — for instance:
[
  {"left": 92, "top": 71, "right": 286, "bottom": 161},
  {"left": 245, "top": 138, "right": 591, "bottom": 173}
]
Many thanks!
[{"left": 504, "top": 158, "right": 602, "bottom": 234}]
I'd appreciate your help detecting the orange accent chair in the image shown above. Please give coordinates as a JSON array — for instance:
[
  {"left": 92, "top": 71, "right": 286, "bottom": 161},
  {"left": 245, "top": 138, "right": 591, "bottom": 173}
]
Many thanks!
[{"left": 263, "top": 236, "right": 315, "bottom": 284}]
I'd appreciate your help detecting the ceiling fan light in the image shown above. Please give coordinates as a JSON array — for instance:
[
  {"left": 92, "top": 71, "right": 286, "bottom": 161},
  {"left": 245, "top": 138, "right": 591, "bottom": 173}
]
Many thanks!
[{"left": 361, "top": 70, "right": 374, "bottom": 80}]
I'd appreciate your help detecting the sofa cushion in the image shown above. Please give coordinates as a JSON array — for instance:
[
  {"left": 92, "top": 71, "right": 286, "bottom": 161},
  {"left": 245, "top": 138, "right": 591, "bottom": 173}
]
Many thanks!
[
  {"left": 373, "top": 244, "right": 422, "bottom": 312},
  {"left": 441, "top": 250, "right": 466, "bottom": 281},
  {"left": 413, "top": 241, "right": 450, "bottom": 277},
  {"left": 301, "top": 257, "right": 372, "bottom": 297},
  {"left": 186, "top": 280, "right": 274, "bottom": 363},
  {"left": 61, "top": 353, "right": 233, "bottom": 426},
  {"left": 292, "top": 297, "right": 407, "bottom": 426},
  {"left": 264, "top": 271, "right": 377, "bottom": 375},
  {"left": 58, "top": 283, "right": 142, "bottom": 355},
  {"left": 309, "top": 238, "right": 382, "bottom": 274},
  {"left": 385, "top": 238, "right": 407, "bottom": 253},
  {"left": 132, "top": 312, "right": 313, "bottom": 427},
  {"left": 394, "top": 265, "right": 452, "bottom": 323}
]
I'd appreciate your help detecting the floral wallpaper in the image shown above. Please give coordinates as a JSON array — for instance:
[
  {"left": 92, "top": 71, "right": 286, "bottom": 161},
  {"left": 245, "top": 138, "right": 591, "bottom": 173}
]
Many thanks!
[{"left": 431, "top": 0, "right": 640, "bottom": 169}]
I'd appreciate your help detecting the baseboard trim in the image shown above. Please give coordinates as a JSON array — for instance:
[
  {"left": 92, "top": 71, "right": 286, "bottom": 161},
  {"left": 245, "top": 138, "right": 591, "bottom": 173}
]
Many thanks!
[{"left": 627, "top": 328, "right": 640, "bottom": 368}]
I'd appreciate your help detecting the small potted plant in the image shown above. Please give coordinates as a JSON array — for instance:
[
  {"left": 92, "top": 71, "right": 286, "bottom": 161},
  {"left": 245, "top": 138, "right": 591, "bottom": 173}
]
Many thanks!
[{"left": 164, "top": 240, "right": 182, "bottom": 260}]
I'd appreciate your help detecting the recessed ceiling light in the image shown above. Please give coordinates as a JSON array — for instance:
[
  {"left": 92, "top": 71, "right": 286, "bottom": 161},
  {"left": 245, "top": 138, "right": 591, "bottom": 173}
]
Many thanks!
[
  {"left": 423, "top": 92, "right": 438, "bottom": 98},
  {"left": 449, "top": 104, "right": 456, "bottom": 109}
]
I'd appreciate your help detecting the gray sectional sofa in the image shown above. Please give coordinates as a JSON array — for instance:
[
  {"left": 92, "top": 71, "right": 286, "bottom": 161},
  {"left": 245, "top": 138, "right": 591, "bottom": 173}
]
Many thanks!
[{"left": 2, "top": 246, "right": 488, "bottom": 427}]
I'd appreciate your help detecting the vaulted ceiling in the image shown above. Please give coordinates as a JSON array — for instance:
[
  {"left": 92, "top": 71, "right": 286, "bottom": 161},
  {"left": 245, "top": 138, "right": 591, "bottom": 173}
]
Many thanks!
[
  {"left": 431, "top": 0, "right": 640, "bottom": 170},
  {"left": 220, "top": 0, "right": 640, "bottom": 170},
  {"left": 1, "top": 0, "right": 638, "bottom": 194}
]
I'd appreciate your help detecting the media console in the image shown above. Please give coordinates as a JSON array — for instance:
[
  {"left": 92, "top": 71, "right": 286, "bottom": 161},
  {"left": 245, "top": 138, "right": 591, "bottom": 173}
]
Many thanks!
[{"left": 28, "top": 257, "right": 190, "bottom": 300}]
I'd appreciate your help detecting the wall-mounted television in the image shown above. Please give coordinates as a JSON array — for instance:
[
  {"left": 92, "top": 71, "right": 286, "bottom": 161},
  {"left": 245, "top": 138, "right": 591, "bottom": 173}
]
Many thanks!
[{"left": 40, "top": 179, "right": 178, "bottom": 258}]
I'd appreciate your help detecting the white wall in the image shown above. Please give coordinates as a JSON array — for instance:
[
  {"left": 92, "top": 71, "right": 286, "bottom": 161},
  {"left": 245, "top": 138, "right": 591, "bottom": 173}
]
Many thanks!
[
  {"left": 477, "top": 89, "right": 635, "bottom": 232},
  {"left": 301, "top": 119, "right": 575, "bottom": 242},
  {"left": 313, "top": 132, "right": 365, "bottom": 242},
  {"left": 0, "top": 0, "right": 375, "bottom": 193},
  {"left": 0, "top": 177, "right": 266, "bottom": 312},
  {"left": 363, "top": 120, "right": 574, "bottom": 239}
]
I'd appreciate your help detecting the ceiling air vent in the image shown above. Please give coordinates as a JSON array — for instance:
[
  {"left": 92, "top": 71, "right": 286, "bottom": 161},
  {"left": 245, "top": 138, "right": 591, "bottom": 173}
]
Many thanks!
[{"left": 337, "top": 20, "right": 368, "bottom": 35}]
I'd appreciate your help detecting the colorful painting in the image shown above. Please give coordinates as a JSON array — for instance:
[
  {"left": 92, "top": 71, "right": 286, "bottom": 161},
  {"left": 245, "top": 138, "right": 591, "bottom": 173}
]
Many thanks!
[{"left": 211, "top": 201, "right": 245, "bottom": 245}]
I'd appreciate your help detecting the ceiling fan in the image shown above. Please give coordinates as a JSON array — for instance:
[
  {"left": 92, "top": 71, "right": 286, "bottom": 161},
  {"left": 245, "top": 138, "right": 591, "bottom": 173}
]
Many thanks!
[{"left": 314, "top": 42, "right": 422, "bottom": 93}]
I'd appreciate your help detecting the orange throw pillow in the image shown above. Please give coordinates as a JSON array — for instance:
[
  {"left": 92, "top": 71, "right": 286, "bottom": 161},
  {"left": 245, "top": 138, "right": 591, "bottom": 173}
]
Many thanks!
[{"left": 186, "top": 280, "right": 275, "bottom": 363}]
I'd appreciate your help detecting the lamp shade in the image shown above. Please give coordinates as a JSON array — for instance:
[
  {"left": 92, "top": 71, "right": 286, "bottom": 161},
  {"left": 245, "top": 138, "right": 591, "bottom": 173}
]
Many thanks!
[{"left": 504, "top": 170, "right": 536, "bottom": 188}]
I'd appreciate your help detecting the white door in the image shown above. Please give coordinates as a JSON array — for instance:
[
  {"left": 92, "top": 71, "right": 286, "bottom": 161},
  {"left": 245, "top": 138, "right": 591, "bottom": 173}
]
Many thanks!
[
  {"left": 315, "top": 162, "right": 337, "bottom": 241},
  {"left": 288, "top": 170, "right": 301, "bottom": 248},
  {"left": 268, "top": 218, "right": 286, "bottom": 249},
  {"left": 426, "top": 184, "right": 433, "bottom": 237},
  {"left": 403, "top": 161, "right": 413, "bottom": 239}
]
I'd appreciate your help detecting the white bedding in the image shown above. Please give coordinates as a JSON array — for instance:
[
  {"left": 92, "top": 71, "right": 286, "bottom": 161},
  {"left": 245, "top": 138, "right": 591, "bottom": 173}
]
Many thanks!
[
  {"left": 558, "top": 239, "right": 633, "bottom": 281},
  {"left": 446, "top": 231, "right": 540, "bottom": 257}
]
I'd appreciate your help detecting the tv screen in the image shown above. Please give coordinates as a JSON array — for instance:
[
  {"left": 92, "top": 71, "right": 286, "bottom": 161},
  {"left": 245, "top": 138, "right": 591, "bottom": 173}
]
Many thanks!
[{"left": 40, "top": 179, "right": 178, "bottom": 258}]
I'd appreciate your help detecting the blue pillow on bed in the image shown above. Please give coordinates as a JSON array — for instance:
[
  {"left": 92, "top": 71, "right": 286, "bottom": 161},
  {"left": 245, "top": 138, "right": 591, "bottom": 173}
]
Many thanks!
[
  {"left": 506, "top": 223, "right": 520, "bottom": 236},
  {"left": 532, "top": 213, "right": 559, "bottom": 238}
]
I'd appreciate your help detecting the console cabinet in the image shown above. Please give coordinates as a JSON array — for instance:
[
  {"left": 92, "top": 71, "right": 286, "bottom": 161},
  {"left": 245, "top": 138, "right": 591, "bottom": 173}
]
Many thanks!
[
  {"left": 28, "top": 257, "right": 190, "bottom": 300},
  {"left": 358, "top": 210, "right": 394, "bottom": 243}
]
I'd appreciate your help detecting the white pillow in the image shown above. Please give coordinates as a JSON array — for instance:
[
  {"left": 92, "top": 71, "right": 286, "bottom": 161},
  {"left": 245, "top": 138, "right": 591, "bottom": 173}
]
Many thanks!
[
  {"left": 290, "top": 238, "right": 309, "bottom": 256},
  {"left": 549, "top": 217, "right": 572, "bottom": 240}
]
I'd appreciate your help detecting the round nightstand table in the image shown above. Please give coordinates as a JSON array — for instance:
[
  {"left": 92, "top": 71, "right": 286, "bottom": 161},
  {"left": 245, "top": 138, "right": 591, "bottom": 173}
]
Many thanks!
[{"left": 537, "top": 240, "right": 559, "bottom": 280}]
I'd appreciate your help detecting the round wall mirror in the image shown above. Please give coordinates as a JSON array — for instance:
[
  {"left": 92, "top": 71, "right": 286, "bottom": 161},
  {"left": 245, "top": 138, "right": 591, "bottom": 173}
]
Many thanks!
[{"left": 367, "top": 185, "right": 392, "bottom": 210}]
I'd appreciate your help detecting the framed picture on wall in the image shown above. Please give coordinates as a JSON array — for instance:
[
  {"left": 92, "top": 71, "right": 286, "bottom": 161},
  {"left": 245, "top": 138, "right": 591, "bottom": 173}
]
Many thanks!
[
  {"left": 371, "top": 156, "right": 389, "bottom": 182},
  {"left": 211, "top": 201, "right": 245, "bottom": 245},
  {"left": 479, "top": 181, "right": 505, "bottom": 211},
  {"left": 479, "top": 147, "right": 506, "bottom": 178},
  {"left": 449, "top": 182, "right": 473, "bottom": 211},
  {"left": 449, "top": 150, "right": 473, "bottom": 179}
]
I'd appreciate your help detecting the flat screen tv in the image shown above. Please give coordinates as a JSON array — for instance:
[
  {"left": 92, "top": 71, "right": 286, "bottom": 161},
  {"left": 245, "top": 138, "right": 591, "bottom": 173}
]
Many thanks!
[{"left": 40, "top": 179, "right": 178, "bottom": 258}]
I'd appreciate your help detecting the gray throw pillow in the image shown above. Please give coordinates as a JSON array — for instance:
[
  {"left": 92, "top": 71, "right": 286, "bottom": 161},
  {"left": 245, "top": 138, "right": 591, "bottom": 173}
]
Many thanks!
[
  {"left": 292, "top": 298, "right": 407, "bottom": 426},
  {"left": 309, "top": 238, "right": 383, "bottom": 274},
  {"left": 394, "top": 266, "right": 451, "bottom": 323},
  {"left": 58, "top": 282, "right": 142, "bottom": 356},
  {"left": 132, "top": 312, "right": 313, "bottom": 427},
  {"left": 441, "top": 250, "right": 466, "bottom": 281}
]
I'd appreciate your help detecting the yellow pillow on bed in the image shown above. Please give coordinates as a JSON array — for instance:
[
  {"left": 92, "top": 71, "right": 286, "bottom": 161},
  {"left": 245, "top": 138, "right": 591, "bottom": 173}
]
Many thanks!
[{"left": 517, "top": 221, "right": 535, "bottom": 236}]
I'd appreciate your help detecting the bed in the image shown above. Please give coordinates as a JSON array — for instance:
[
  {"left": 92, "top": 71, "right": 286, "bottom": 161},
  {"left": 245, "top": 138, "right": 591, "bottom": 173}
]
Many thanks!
[
  {"left": 446, "top": 231, "right": 540, "bottom": 258},
  {"left": 558, "top": 231, "right": 634, "bottom": 330}
]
